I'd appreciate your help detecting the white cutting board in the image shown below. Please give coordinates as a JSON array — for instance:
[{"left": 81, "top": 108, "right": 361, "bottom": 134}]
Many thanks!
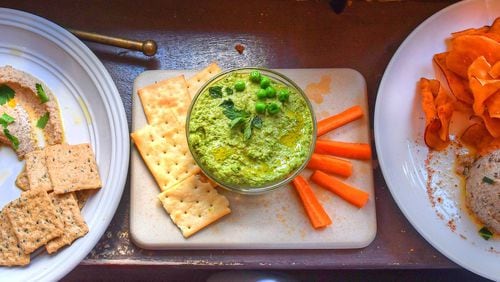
[{"left": 130, "top": 69, "right": 376, "bottom": 249}]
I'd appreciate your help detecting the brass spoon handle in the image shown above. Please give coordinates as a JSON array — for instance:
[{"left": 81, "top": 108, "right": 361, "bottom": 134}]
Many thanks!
[{"left": 67, "top": 28, "right": 158, "bottom": 57}]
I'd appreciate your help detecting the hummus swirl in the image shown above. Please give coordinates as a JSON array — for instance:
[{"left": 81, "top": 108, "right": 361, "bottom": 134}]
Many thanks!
[{"left": 0, "top": 65, "right": 64, "bottom": 158}]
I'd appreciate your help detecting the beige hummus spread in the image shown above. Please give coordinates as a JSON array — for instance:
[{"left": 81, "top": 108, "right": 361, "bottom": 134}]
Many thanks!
[{"left": 0, "top": 65, "right": 64, "bottom": 159}]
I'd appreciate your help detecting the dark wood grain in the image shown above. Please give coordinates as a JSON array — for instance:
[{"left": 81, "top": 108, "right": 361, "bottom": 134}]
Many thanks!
[{"left": 1, "top": 0, "right": 482, "bottom": 280}]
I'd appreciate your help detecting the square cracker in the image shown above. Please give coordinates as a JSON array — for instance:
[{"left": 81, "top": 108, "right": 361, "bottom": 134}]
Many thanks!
[
  {"left": 46, "top": 192, "right": 89, "bottom": 254},
  {"left": 45, "top": 144, "right": 102, "bottom": 194},
  {"left": 157, "top": 174, "right": 231, "bottom": 238},
  {"left": 25, "top": 149, "right": 52, "bottom": 191},
  {"left": 186, "top": 63, "right": 221, "bottom": 98},
  {"left": 75, "top": 190, "right": 97, "bottom": 210},
  {"left": 6, "top": 189, "right": 64, "bottom": 254},
  {"left": 131, "top": 122, "right": 200, "bottom": 191},
  {"left": 0, "top": 209, "right": 30, "bottom": 266},
  {"left": 138, "top": 75, "right": 190, "bottom": 123}
]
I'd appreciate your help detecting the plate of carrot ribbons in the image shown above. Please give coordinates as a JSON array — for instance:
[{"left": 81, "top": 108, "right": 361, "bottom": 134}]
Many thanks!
[{"left": 374, "top": 0, "right": 500, "bottom": 280}]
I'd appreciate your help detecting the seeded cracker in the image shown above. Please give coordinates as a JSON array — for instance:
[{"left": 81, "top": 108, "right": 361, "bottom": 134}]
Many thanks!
[
  {"left": 131, "top": 122, "right": 200, "bottom": 191},
  {"left": 138, "top": 75, "right": 191, "bottom": 123},
  {"left": 46, "top": 192, "right": 89, "bottom": 254},
  {"left": 46, "top": 144, "right": 102, "bottom": 194},
  {"left": 0, "top": 209, "right": 30, "bottom": 266},
  {"left": 15, "top": 168, "right": 29, "bottom": 191},
  {"left": 75, "top": 190, "right": 97, "bottom": 210},
  {"left": 6, "top": 189, "right": 64, "bottom": 254},
  {"left": 25, "top": 149, "right": 52, "bottom": 191},
  {"left": 186, "top": 63, "right": 222, "bottom": 99},
  {"left": 158, "top": 174, "right": 230, "bottom": 238}
]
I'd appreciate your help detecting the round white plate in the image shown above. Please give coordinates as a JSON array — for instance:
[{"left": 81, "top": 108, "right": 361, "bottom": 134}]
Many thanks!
[
  {"left": 375, "top": 0, "right": 500, "bottom": 280},
  {"left": 0, "top": 8, "right": 129, "bottom": 281}
]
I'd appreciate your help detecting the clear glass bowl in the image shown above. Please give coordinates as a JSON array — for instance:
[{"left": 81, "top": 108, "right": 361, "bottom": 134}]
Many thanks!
[{"left": 186, "top": 67, "right": 317, "bottom": 194}]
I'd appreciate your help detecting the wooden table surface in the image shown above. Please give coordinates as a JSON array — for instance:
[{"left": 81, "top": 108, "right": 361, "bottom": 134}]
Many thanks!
[{"left": 1, "top": 0, "right": 489, "bottom": 280}]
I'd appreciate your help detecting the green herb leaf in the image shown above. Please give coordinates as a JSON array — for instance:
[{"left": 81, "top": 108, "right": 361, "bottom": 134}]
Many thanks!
[
  {"left": 243, "top": 121, "right": 252, "bottom": 140},
  {"left": 219, "top": 99, "right": 262, "bottom": 140},
  {"left": 220, "top": 99, "right": 234, "bottom": 109},
  {"left": 222, "top": 107, "right": 249, "bottom": 120},
  {"left": 36, "top": 83, "right": 49, "bottom": 103},
  {"left": 36, "top": 112, "right": 50, "bottom": 129},
  {"left": 251, "top": 116, "right": 263, "bottom": 129},
  {"left": 225, "top": 87, "right": 234, "bottom": 95},
  {"left": 0, "top": 113, "right": 15, "bottom": 128},
  {"left": 479, "top": 226, "right": 493, "bottom": 240},
  {"left": 3, "top": 128, "right": 19, "bottom": 150},
  {"left": 209, "top": 86, "right": 223, "bottom": 99},
  {"left": 230, "top": 116, "right": 244, "bottom": 128},
  {"left": 482, "top": 176, "right": 495, "bottom": 184},
  {"left": 0, "top": 84, "right": 15, "bottom": 105}
]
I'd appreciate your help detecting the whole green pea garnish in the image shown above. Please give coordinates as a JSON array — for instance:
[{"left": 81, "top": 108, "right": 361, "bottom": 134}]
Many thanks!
[
  {"left": 267, "top": 102, "right": 280, "bottom": 115},
  {"left": 256, "top": 89, "right": 267, "bottom": 99},
  {"left": 278, "top": 89, "right": 290, "bottom": 102},
  {"left": 255, "top": 101, "right": 266, "bottom": 113},
  {"left": 260, "top": 76, "right": 270, "bottom": 89},
  {"left": 235, "top": 80, "right": 246, "bottom": 91},
  {"left": 250, "top": 71, "right": 261, "bottom": 83},
  {"left": 266, "top": 86, "right": 276, "bottom": 98}
]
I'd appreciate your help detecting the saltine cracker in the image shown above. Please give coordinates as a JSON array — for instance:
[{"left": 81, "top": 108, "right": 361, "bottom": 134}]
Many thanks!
[
  {"left": 186, "top": 63, "right": 222, "bottom": 98},
  {"left": 131, "top": 122, "right": 200, "bottom": 191},
  {"left": 138, "top": 75, "right": 190, "bottom": 123},
  {"left": 157, "top": 174, "right": 230, "bottom": 238}
]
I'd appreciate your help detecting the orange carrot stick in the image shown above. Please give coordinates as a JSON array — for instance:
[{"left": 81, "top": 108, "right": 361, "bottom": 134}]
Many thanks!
[
  {"left": 317, "top": 105, "right": 364, "bottom": 136},
  {"left": 292, "top": 176, "right": 332, "bottom": 229},
  {"left": 315, "top": 139, "right": 372, "bottom": 160},
  {"left": 307, "top": 153, "right": 353, "bottom": 177},
  {"left": 310, "top": 170, "right": 369, "bottom": 208}
]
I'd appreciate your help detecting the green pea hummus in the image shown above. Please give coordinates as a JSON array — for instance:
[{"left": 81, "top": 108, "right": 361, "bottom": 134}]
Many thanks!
[{"left": 188, "top": 70, "right": 314, "bottom": 188}]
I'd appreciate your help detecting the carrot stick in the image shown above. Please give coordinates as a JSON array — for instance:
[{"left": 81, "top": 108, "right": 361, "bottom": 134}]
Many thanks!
[
  {"left": 315, "top": 139, "right": 372, "bottom": 160},
  {"left": 317, "top": 105, "right": 364, "bottom": 136},
  {"left": 310, "top": 170, "right": 369, "bottom": 208},
  {"left": 292, "top": 176, "right": 332, "bottom": 229},
  {"left": 307, "top": 153, "right": 353, "bottom": 177}
]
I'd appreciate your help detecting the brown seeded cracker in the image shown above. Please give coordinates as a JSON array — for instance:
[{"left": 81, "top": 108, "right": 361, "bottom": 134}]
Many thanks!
[
  {"left": 75, "top": 190, "right": 97, "bottom": 210},
  {"left": 46, "top": 192, "right": 89, "bottom": 254},
  {"left": 186, "top": 63, "right": 222, "bottom": 99},
  {"left": 138, "top": 75, "right": 190, "bottom": 123},
  {"left": 131, "top": 122, "right": 200, "bottom": 191},
  {"left": 6, "top": 189, "right": 64, "bottom": 254},
  {"left": 45, "top": 144, "right": 102, "bottom": 194},
  {"left": 158, "top": 174, "right": 230, "bottom": 238},
  {"left": 15, "top": 167, "right": 29, "bottom": 191},
  {"left": 0, "top": 209, "right": 30, "bottom": 266},
  {"left": 25, "top": 149, "right": 52, "bottom": 191}
]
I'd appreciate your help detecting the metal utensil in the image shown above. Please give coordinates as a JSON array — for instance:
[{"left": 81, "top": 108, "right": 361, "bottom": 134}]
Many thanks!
[{"left": 68, "top": 28, "right": 158, "bottom": 56}]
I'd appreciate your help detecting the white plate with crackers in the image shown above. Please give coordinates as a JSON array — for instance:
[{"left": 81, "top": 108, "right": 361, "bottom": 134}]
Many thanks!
[{"left": 0, "top": 8, "right": 128, "bottom": 281}]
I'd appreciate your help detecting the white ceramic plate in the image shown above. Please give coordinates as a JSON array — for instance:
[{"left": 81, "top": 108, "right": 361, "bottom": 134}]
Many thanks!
[
  {"left": 374, "top": 0, "right": 500, "bottom": 280},
  {"left": 0, "top": 8, "right": 129, "bottom": 281}
]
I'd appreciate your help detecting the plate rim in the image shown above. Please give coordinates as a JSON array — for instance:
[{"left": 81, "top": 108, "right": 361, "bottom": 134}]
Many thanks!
[
  {"left": 0, "top": 8, "right": 129, "bottom": 281},
  {"left": 374, "top": 0, "right": 499, "bottom": 280}
]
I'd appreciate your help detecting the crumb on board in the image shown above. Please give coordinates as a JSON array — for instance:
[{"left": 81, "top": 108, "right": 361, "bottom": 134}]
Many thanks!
[{"left": 235, "top": 44, "right": 245, "bottom": 54}]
